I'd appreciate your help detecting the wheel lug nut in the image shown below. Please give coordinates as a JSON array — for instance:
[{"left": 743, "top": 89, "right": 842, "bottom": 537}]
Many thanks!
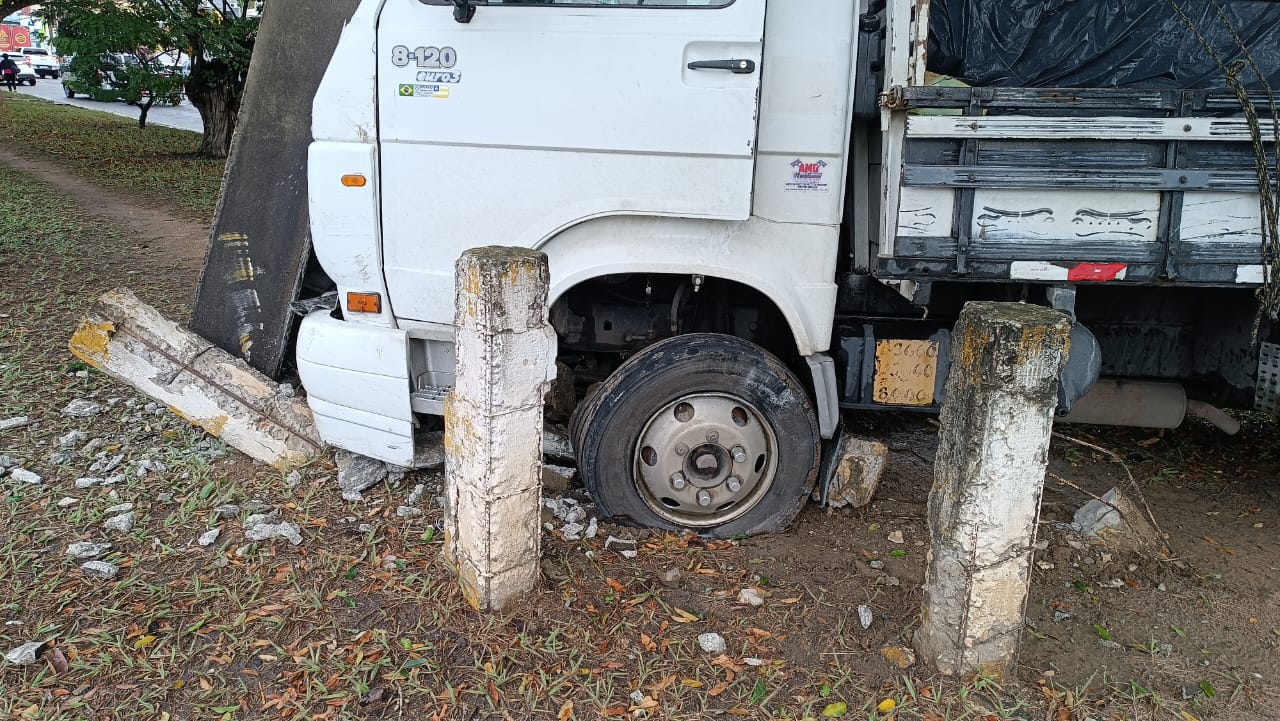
[
  {"left": 675, "top": 443, "right": 689, "bottom": 456},
  {"left": 696, "top": 490, "right": 712, "bottom": 507},
  {"left": 731, "top": 446, "right": 747, "bottom": 463},
  {"left": 707, "top": 431, "right": 720, "bottom": 443},
  {"left": 726, "top": 476, "right": 742, "bottom": 493},
  {"left": 671, "top": 472, "right": 687, "bottom": 490}
]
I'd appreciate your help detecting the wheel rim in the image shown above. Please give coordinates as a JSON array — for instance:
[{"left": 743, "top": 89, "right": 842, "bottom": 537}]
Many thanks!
[{"left": 634, "top": 392, "right": 778, "bottom": 528}]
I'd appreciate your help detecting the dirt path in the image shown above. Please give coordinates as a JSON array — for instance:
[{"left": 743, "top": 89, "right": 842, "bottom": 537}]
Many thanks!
[{"left": 0, "top": 151, "right": 209, "bottom": 270}]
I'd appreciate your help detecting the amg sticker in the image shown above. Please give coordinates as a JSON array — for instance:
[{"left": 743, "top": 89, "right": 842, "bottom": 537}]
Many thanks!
[
  {"left": 786, "top": 159, "right": 829, "bottom": 192},
  {"left": 398, "top": 83, "right": 451, "bottom": 100}
]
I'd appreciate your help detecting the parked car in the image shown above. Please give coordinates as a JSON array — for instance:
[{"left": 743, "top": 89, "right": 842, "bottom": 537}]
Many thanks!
[
  {"left": 2, "top": 54, "right": 36, "bottom": 86},
  {"left": 61, "top": 53, "right": 182, "bottom": 105},
  {"left": 18, "top": 47, "right": 59, "bottom": 78},
  {"left": 61, "top": 56, "right": 111, "bottom": 99}
]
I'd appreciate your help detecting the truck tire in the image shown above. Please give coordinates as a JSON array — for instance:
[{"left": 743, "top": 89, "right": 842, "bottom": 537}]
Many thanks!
[
  {"left": 64, "top": 86, "right": 75, "bottom": 98},
  {"left": 572, "top": 333, "right": 819, "bottom": 538}
]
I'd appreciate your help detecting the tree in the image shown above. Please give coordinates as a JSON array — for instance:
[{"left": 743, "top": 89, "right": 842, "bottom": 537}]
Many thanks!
[
  {"left": 41, "top": 0, "right": 260, "bottom": 158},
  {"left": 0, "top": 2, "right": 32, "bottom": 19},
  {"left": 53, "top": 5, "right": 186, "bottom": 129}
]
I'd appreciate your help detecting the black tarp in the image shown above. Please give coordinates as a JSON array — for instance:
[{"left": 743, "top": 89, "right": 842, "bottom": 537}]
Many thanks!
[{"left": 928, "top": 0, "right": 1280, "bottom": 89}]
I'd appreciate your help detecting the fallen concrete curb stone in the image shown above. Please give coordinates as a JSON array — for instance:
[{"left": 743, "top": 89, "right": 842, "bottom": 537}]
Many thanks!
[{"left": 69, "top": 288, "right": 322, "bottom": 471}]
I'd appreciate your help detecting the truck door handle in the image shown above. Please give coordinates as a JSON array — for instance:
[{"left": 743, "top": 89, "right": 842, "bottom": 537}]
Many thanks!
[{"left": 687, "top": 59, "right": 756, "bottom": 74}]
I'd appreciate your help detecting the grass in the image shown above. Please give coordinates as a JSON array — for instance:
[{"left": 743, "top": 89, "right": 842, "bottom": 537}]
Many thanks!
[
  {"left": 2, "top": 100, "right": 1275, "bottom": 720},
  {"left": 0, "top": 168, "right": 1043, "bottom": 720},
  {"left": 0, "top": 94, "right": 223, "bottom": 219}
]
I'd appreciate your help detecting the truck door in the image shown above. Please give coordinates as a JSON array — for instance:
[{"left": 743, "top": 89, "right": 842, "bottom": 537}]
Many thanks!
[{"left": 375, "top": 0, "right": 767, "bottom": 327}]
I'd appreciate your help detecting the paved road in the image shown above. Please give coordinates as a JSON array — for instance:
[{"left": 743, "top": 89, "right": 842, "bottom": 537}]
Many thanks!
[{"left": 10, "top": 76, "right": 204, "bottom": 133}]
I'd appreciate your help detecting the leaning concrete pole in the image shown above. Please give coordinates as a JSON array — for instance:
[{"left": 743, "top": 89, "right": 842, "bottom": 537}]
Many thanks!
[
  {"left": 914, "top": 302, "right": 1071, "bottom": 675},
  {"left": 443, "top": 247, "right": 557, "bottom": 611}
]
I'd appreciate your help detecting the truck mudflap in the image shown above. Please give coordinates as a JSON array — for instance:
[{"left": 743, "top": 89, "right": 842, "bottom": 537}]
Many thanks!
[
  {"left": 295, "top": 312, "right": 417, "bottom": 467},
  {"left": 190, "top": 0, "right": 361, "bottom": 379}
]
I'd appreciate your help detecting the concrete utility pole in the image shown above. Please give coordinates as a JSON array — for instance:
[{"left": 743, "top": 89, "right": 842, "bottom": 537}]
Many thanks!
[
  {"left": 443, "top": 247, "right": 557, "bottom": 612},
  {"left": 914, "top": 302, "right": 1071, "bottom": 675}
]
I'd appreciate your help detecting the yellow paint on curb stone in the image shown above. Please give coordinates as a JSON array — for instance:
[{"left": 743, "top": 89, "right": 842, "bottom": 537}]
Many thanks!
[{"left": 68, "top": 321, "right": 116, "bottom": 366}]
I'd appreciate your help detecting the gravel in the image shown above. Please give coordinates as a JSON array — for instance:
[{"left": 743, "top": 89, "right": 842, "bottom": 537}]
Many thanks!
[
  {"left": 336, "top": 451, "right": 390, "bottom": 494},
  {"left": 697, "top": 633, "right": 727, "bottom": 654},
  {"left": 0, "top": 416, "right": 32, "bottom": 431},
  {"left": 62, "top": 399, "right": 104, "bottom": 417},
  {"left": 9, "top": 468, "right": 42, "bottom": 484},
  {"left": 66, "top": 542, "right": 112, "bottom": 559},
  {"left": 81, "top": 561, "right": 120, "bottom": 579},
  {"left": 244, "top": 521, "right": 303, "bottom": 545},
  {"left": 737, "top": 588, "right": 766, "bottom": 607},
  {"left": 58, "top": 430, "right": 89, "bottom": 448},
  {"left": 103, "top": 512, "right": 136, "bottom": 533}
]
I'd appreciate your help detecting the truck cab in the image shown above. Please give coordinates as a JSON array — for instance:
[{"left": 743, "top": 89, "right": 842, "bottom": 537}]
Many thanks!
[{"left": 297, "top": 0, "right": 1277, "bottom": 536}]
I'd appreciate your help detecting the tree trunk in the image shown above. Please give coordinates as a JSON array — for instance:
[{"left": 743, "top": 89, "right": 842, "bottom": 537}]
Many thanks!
[
  {"left": 137, "top": 96, "right": 155, "bottom": 129},
  {"left": 185, "top": 57, "right": 242, "bottom": 159}
]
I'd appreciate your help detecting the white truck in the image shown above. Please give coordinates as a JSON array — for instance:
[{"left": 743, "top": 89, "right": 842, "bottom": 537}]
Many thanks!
[
  {"left": 291, "top": 0, "right": 1279, "bottom": 536},
  {"left": 19, "top": 47, "right": 60, "bottom": 79}
]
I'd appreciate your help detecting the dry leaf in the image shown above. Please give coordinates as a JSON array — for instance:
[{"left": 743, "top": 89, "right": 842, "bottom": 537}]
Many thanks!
[
  {"left": 711, "top": 654, "right": 745, "bottom": 673},
  {"left": 628, "top": 696, "right": 659, "bottom": 712},
  {"left": 46, "top": 647, "right": 69, "bottom": 675},
  {"left": 779, "top": 597, "right": 801, "bottom": 604},
  {"left": 707, "top": 682, "right": 730, "bottom": 697},
  {"left": 557, "top": 700, "right": 574, "bottom": 721},
  {"left": 605, "top": 577, "right": 626, "bottom": 594},
  {"left": 681, "top": 679, "right": 703, "bottom": 688},
  {"left": 648, "top": 675, "right": 676, "bottom": 692},
  {"left": 671, "top": 608, "right": 699, "bottom": 623},
  {"left": 640, "top": 634, "right": 657, "bottom": 652}
]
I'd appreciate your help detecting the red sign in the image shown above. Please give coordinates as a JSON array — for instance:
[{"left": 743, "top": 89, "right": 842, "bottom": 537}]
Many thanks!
[{"left": 0, "top": 25, "right": 33, "bottom": 53}]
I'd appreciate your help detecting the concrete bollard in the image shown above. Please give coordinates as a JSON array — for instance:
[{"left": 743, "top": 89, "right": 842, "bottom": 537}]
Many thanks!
[
  {"left": 443, "top": 247, "right": 558, "bottom": 611},
  {"left": 914, "top": 302, "right": 1071, "bottom": 675}
]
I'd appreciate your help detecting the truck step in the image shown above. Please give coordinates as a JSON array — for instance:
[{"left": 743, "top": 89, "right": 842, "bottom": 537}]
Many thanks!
[{"left": 411, "top": 385, "right": 453, "bottom": 414}]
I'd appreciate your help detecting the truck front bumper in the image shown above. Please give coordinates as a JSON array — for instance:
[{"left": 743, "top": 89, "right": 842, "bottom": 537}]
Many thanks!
[{"left": 296, "top": 311, "right": 417, "bottom": 466}]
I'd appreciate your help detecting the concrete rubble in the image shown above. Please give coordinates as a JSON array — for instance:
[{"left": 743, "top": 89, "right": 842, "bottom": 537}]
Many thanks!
[
  {"left": 819, "top": 434, "right": 889, "bottom": 508},
  {"left": 81, "top": 561, "right": 120, "bottom": 580},
  {"left": 61, "top": 399, "right": 104, "bottom": 418},
  {"left": 66, "top": 542, "right": 112, "bottom": 559},
  {"left": 9, "top": 468, "right": 42, "bottom": 484},
  {"left": 1073, "top": 487, "right": 1162, "bottom": 555},
  {"left": 69, "top": 288, "right": 321, "bottom": 470},
  {"left": 103, "top": 512, "right": 136, "bottom": 534},
  {"left": 0, "top": 416, "right": 32, "bottom": 431},
  {"left": 697, "top": 633, "right": 726, "bottom": 654}
]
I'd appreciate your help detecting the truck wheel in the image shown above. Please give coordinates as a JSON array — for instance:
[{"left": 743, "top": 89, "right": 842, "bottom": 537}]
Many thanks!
[
  {"left": 64, "top": 86, "right": 74, "bottom": 98},
  {"left": 572, "top": 333, "right": 819, "bottom": 538}
]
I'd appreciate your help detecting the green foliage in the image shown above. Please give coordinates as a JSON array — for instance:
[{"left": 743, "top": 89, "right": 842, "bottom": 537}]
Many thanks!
[{"left": 40, "top": 0, "right": 262, "bottom": 152}]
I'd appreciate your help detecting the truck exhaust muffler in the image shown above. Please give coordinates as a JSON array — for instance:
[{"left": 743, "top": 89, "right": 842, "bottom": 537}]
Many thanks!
[{"left": 1060, "top": 379, "right": 1240, "bottom": 435}]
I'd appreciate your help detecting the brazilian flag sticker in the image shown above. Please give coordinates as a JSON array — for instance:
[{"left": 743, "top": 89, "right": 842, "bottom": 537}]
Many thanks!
[{"left": 398, "top": 84, "right": 415, "bottom": 97}]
